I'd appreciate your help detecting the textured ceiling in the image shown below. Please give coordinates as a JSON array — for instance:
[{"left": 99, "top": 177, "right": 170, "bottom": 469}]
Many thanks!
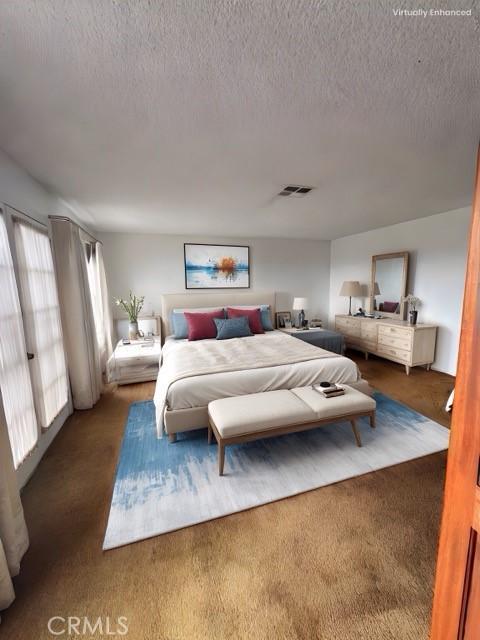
[{"left": 0, "top": 0, "right": 479, "bottom": 239}]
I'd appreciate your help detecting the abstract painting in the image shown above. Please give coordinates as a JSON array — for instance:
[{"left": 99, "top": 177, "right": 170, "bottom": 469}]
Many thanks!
[{"left": 184, "top": 243, "right": 250, "bottom": 289}]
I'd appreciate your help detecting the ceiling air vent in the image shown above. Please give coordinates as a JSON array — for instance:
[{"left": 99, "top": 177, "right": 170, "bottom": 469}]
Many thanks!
[{"left": 277, "top": 185, "right": 313, "bottom": 198}]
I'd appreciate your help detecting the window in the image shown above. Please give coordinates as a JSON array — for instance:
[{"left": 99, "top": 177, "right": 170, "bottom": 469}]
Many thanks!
[
  {"left": 0, "top": 213, "right": 38, "bottom": 468},
  {"left": 14, "top": 221, "right": 69, "bottom": 428}
]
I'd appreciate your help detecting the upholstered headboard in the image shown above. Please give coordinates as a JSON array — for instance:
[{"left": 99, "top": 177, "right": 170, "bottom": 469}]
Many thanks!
[{"left": 161, "top": 291, "right": 277, "bottom": 337}]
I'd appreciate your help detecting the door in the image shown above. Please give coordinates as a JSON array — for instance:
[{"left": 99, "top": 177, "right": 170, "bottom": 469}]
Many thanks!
[{"left": 430, "top": 146, "right": 480, "bottom": 638}]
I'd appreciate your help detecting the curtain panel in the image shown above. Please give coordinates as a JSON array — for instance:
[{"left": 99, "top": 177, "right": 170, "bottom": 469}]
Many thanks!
[
  {"left": 0, "top": 392, "right": 29, "bottom": 614},
  {"left": 50, "top": 219, "right": 101, "bottom": 409},
  {"left": 84, "top": 241, "right": 113, "bottom": 375}
]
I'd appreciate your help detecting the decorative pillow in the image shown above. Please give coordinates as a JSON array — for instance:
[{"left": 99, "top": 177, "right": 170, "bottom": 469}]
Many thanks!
[
  {"left": 227, "top": 304, "right": 273, "bottom": 331},
  {"left": 171, "top": 307, "right": 224, "bottom": 339},
  {"left": 214, "top": 316, "right": 253, "bottom": 340},
  {"left": 184, "top": 309, "right": 225, "bottom": 341},
  {"left": 226, "top": 307, "right": 264, "bottom": 334}
]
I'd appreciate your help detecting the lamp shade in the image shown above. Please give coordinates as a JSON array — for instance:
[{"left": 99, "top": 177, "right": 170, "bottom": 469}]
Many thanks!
[
  {"left": 339, "top": 281, "right": 362, "bottom": 297},
  {"left": 372, "top": 281, "right": 381, "bottom": 295},
  {"left": 293, "top": 297, "right": 309, "bottom": 310}
]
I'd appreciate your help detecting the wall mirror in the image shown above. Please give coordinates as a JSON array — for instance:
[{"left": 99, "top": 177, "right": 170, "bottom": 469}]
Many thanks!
[{"left": 370, "top": 252, "right": 409, "bottom": 318}]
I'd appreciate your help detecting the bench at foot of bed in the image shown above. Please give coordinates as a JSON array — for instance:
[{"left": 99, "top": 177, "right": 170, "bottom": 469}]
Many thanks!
[{"left": 207, "top": 385, "right": 376, "bottom": 476}]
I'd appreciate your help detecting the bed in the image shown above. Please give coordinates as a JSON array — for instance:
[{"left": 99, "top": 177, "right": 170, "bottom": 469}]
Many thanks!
[{"left": 154, "top": 292, "right": 365, "bottom": 439}]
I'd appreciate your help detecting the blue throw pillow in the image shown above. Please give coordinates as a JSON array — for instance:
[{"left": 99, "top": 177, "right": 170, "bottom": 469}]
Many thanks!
[
  {"left": 171, "top": 311, "right": 189, "bottom": 339},
  {"left": 259, "top": 305, "right": 274, "bottom": 331},
  {"left": 214, "top": 316, "right": 253, "bottom": 340}
]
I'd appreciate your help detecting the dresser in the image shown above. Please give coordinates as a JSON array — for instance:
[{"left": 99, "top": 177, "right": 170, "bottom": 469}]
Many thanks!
[{"left": 334, "top": 315, "right": 437, "bottom": 375}]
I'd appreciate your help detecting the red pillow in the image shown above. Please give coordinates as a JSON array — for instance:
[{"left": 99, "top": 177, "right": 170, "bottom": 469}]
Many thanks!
[
  {"left": 184, "top": 309, "right": 225, "bottom": 341},
  {"left": 226, "top": 307, "right": 264, "bottom": 334}
]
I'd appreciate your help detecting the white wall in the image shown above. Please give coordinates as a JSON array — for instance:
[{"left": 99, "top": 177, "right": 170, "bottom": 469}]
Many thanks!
[
  {"left": 0, "top": 149, "right": 71, "bottom": 223},
  {"left": 99, "top": 233, "right": 331, "bottom": 327},
  {"left": 329, "top": 207, "right": 471, "bottom": 375}
]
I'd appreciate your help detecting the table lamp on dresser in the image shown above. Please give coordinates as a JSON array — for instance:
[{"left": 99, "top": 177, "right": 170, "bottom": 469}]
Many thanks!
[
  {"left": 339, "top": 281, "right": 362, "bottom": 316},
  {"left": 293, "top": 297, "right": 309, "bottom": 327}
]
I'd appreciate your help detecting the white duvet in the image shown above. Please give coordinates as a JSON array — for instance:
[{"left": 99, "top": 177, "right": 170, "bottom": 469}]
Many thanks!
[{"left": 154, "top": 331, "right": 360, "bottom": 435}]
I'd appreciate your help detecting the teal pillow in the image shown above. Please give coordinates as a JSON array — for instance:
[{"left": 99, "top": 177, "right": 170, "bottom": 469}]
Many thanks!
[
  {"left": 259, "top": 305, "right": 274, "bottom": 331},
  {"left": 214, "top": 316, "right": 253, "bottom": 340},
  {"left": 171, "top": 311, "right": 189, "bottom": 339}
]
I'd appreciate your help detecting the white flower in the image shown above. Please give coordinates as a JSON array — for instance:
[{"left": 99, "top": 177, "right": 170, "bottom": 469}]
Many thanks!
[{"left": 403, "top": 294, "right": 421, "bottom": 310}]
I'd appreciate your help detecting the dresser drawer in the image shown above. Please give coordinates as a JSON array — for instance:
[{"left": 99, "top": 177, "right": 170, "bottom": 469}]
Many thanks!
[
  {"left": 361, "top": 323, "right": 378, "bottom": 341},
  {"left": 119, "top": 362, "right": 158, "bottom": 376},
  {"left": 378, "top": 324, "right": 412, "bottom": 340},
  {"left": 377, "top": 345, "right": 411, "bottom": 364},
  {"left": 117, "top": 353, "right": 159, "bottom": 366},
  {"left": 335, "top": 317, "right": 361, "bottom": 337},
  {"left": 378, "top": 333, "right": 412, "bottom": 351},
  {"left": 345, "top": 337, "right": 376, "bottom": 353}
]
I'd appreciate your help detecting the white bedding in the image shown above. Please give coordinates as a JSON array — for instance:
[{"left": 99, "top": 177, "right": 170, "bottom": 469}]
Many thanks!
[{"left": 154, "top": 331, "right": 360, "bottom": 435}]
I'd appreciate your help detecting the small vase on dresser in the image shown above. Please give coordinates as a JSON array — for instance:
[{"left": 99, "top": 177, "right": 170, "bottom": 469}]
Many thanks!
[{"left": 335, "top": 314, "right": 437, "bottom": 375}]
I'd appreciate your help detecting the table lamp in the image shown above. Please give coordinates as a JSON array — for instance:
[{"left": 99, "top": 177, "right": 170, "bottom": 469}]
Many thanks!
[
  {"left": 339, "top": 281, "right": 362, "bottom": 316},
  {"left": 293, "top": 297, "right": 309, "bottom": 328}
]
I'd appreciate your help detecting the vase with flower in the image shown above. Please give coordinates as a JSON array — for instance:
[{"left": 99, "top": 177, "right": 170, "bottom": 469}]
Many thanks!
[
  {"left": 403, "top": 294, "right": 421, "bottom": 325},
  {"left": 115, "top": 291, "right": 145, "bottom": 340}
]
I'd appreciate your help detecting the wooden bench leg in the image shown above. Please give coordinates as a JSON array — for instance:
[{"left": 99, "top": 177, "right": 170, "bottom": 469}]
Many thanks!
[
  {"left": 370, "top": 412, "right": 376, "bottom": 429},
  {"left": 350, "top": 419, "right": 362, "bottom": 447},
  {"left": 168, "top": 433, "right": 177, "bottom": 443},
  {"left": 218, "top": 441, "right": 225, "bottom": 476}
]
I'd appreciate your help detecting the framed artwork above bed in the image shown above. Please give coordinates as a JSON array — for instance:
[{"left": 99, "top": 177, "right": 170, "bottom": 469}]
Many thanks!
[{"left": 184, "top": 243, "right": 250, "bottom": 289}]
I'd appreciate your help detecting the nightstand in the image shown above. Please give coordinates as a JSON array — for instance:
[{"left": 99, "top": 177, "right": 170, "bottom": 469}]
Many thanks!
[
  {"left": 108, "top": 338, "right": 161, "bottom": 385},
  {"left": 277, "top": 326, "right": 345, "bottom": 354}
]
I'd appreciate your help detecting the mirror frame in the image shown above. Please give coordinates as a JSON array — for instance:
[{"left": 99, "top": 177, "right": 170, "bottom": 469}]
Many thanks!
[{"left": 370, "top": 251, "right": 409, "bottom": 319}]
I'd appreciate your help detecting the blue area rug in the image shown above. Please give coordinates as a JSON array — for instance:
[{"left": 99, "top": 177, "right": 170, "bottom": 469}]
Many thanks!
[{"left": 103, "top": 393, "right": 449, "bottom": 550}]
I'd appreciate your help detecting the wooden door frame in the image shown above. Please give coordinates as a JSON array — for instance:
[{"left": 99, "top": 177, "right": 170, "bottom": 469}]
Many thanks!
[{"left": 430, "top": 145, "right": 480, "bottom": 639}]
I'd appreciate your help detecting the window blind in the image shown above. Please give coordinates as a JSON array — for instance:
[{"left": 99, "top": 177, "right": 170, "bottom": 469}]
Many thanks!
[
  {"left": 0, "top": 215, "right": 38, "bottom": 467},
  {"left": 14, "top": 221, "right": 69, "bottom": 429}
]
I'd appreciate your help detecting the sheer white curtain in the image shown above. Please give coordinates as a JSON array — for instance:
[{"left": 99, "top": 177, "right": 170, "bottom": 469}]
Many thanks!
[
  {"left": 50, "top": 218, "right": 101, "bottom": 409},
  {"left": 84, "top": 241, "right": 113, "bottom": 374},
  {"left": 14, "top": 221, "right": 69, "bottom": 429},
  {"left": 0, "top": 391, "right": 29, "bottom": 613},
  {"left": 0, "top": 214, "right": 38, "bottom": 468}
]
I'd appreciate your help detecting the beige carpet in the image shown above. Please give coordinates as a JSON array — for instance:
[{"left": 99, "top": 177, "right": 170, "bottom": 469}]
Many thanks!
[{"left": 1, "top": 358, "right": 452, "bottom": 639}]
